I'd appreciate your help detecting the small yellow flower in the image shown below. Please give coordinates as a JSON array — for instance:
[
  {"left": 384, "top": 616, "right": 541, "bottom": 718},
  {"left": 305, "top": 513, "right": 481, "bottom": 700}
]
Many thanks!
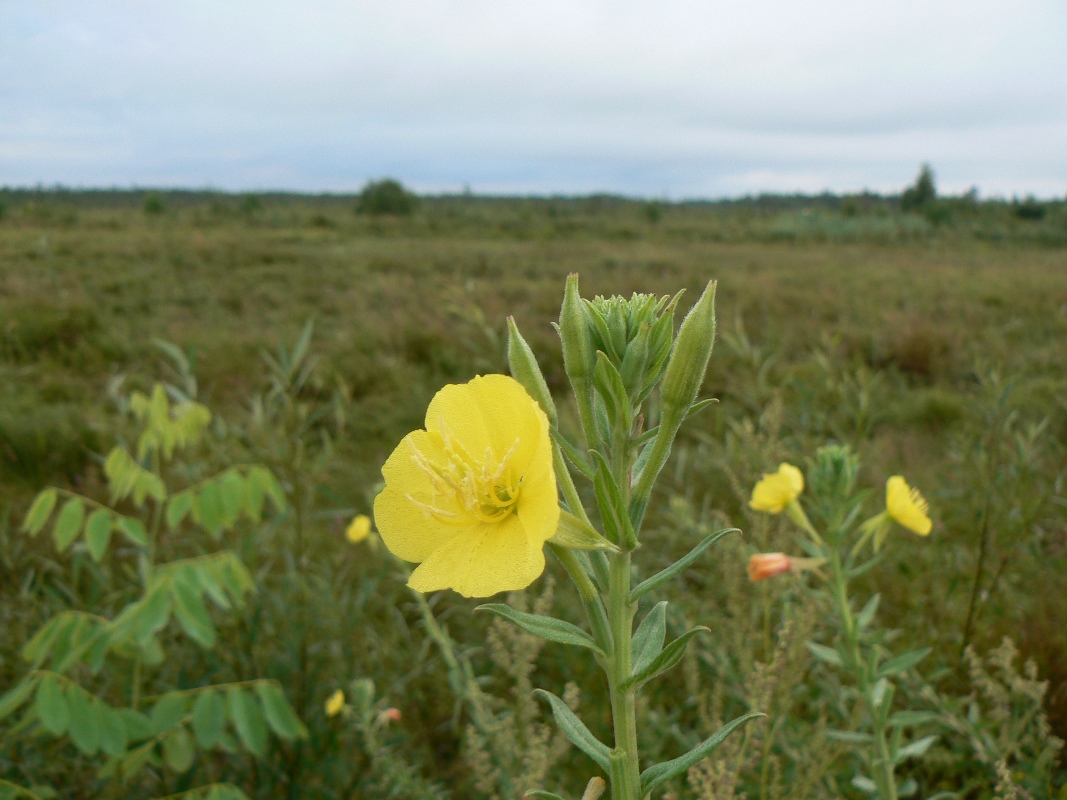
[
  {"left": 373, "top": 374, "right": 559, "bottom": 598},
  {"left": 885, "top": 476, "right": 932, "bottom": 535},
  {"left": 325, "top": 689, "right": 345, "bottom": 718},
  {"left": 749, "top": 463, "right": 804, "bottom": 513},
  {"left": 345, "top": 514, "right": 372, "bottom": 543}
]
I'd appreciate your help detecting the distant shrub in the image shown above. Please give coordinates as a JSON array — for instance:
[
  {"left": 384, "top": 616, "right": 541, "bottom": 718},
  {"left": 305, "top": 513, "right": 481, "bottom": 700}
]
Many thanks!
[
  {"left": 1014, "top": 195, "right": 1046, "bottom": 221},
  {"left": 143, "top": 191, "right": 166, "bottom": 215},
  {"left": 241, "top": 193, "right": 263, "bottom": 214},
  {"left": 356, "top": 179, "right": 417, "bottom": 216},
  {"left": 644, "top": 201, "right": 663, "bottom": 223},
  {"left": 901, "top": 163, "right": 937, "bottom": 212}
]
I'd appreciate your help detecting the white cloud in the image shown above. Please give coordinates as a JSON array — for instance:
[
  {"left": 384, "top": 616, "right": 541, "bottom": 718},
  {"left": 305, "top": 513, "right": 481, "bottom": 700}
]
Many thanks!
[{"left": 1, "top": 1, "right": 1064, "bottom": 196}]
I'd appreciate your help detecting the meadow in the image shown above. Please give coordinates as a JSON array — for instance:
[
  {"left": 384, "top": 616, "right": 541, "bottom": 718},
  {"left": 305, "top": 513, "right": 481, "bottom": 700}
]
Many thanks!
[{"left": 1, "top": 188, "right": 1065, "bottom": 799}]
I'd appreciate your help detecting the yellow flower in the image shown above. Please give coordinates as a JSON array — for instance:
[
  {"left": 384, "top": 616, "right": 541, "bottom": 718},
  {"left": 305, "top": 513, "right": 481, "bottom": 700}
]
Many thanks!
[
  {"left": 345, "top": 514, "right": 372, "bottom": 543},
  {"left": 373, "top": 374, "right": 559, "bottom": 598},
  {"left": 325, "top": 689, "right": 345, "bottom": 717},
  {"left": 885, "top": 476, "right": 932, "bottom": 535},
  {"left": 749, "top": 463, "right": 804, "bottom": 513}
]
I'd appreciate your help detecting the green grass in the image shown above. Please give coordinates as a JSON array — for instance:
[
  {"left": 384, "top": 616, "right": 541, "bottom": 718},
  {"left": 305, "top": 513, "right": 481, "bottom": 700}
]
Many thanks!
[{"left": 1, "top": 192, "right": 1065, "bottom": 797}]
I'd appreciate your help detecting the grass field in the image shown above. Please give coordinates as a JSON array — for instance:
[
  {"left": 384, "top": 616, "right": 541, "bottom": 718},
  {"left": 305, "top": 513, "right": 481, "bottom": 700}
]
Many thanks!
[{"left": 1, "top": 191, "right": 1065, "bottom": 798}]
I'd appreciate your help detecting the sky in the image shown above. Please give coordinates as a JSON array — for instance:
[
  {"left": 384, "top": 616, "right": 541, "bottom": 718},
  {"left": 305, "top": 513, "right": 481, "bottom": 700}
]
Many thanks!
[{"left": 1, "top": 1, "right": 1065, "bottom": 199}]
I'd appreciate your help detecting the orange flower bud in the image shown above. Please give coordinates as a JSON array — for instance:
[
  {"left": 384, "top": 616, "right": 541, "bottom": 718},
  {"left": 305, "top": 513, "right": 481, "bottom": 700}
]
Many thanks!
[
  {"left": 747, "top": 552, "right": 792, "bottom": 582},
  {"left": 377, "top": 707, "right": 402, "bottom": 725}
]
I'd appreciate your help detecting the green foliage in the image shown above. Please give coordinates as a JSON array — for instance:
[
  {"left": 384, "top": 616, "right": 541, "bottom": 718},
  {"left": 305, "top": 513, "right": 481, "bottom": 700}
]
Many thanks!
[
  {"left": 143, "top": 192, "right": 166, "bottom": 215},
  {"left": 355, "top": 178, "right": 418, "bottom": 216},
  {"left": 901, "top": 163, "right": 937, "bottom": 212}
]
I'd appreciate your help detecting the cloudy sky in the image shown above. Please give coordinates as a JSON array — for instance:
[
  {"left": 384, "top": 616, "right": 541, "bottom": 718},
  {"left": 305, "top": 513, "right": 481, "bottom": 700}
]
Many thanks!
[{"left": 2, "top": 1, "right": 1065, "bottom": 198}]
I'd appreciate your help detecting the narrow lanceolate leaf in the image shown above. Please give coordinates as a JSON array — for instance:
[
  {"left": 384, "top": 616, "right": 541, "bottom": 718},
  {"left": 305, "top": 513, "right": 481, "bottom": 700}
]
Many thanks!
[
  {"left": 856, "top": 593, "right": 881, "bottom": 631},
  {"left": 630, "top": 528, "right": 739, "bottom": 602},
  {"left": 228, "top": 687, "right": 268, "bottom": 756},
  {"left": 876, "top": 647, "right": 931, "bottom": 679},
  {"left": 84, "top": 510, "right": 113, "bottom": 562},
  {"left": 552, "top": 430, "right": 595, "bottom": 479},
  {"left": 639, "top": 712, "right": 762, "bottom": 796},
  {"left": 631, "top": 602, "right": 668, "bottom": 676},
  {"left": 887, "top": 710, "right": 939, "bottom": 728},
  {"left": 534, "top": 689, "right": 611, "bottom": 773},
  {"left": 255, "top": 682, "right": 307, "bottom": 740},
  {"left": 806, "top": 642, "right": 845, "bottom": 668},
  {"left": 476, "top": 605, "right": 604, "bottom": 655},
  {"left": 35, "top": 674, "right": 69, "bottom": 735},
  {"left": 53, "top": 498, "right": 86, "bottom": 553},
  {"left": 588, "top": 449, "right": 635, "bottom": 548},
  {"left": 192, "top": 690, "right": 227, "bottom": 749},
  {"left": 22, "top": 488, "right": 58, "bottom": 536},
  {"left": 894, "top": 734, "right": 938, "bottom": 763},
  {"left": 623, "top": 627, "right": 709, "bottom": 691}
]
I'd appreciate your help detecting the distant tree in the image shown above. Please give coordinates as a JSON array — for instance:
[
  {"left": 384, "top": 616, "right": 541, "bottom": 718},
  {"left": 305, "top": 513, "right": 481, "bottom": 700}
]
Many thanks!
[
  {"left": 241, "top": 193, "right": 263, "bottom": 214},
  {"left": 356, "top": 179, "right": 418, "bottom": 216},
  {"left": 901, "top": 163, "right": 937, "bottom": 212},
  {"left": 143, "top": 191, "right": 166, "bottom": 215},
  {"left": 1013, "top": 195, "right": 1046, "bottom": 221}
]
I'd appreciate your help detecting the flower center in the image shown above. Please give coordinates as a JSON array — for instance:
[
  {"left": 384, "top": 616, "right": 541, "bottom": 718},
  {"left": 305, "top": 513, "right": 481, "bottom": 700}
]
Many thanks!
[{"left": 407, "top": 423, "right": 522, "bottom": 526}]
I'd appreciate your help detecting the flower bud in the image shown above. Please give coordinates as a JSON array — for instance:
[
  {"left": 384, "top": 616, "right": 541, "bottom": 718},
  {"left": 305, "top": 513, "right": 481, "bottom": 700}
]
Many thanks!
[
  {"left": 747, "top": 553, "right": 792, "bottom": 582},
  {"left": 377, "top": 707, "right": 402, "bottom": 725},
  {"left": 558, "top": 274, "right": 597, "bottom": 440},
  {"left": 581, "top": 777, "right": 607, "bottom": 800},
  {"left": 507, "top": 316, "right": 557, "bottom": 426},
  {"left": 345, "top": 514, "right": 372, "bottom": 543},
  {"left": 660, "top": 280, "right": 716, "bottom": 425}
]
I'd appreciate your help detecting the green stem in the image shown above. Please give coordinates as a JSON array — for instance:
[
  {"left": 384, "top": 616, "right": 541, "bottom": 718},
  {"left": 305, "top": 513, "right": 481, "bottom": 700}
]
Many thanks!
[
  {"left": 828, "top": 551, "right": 897, "bottom": 800},
  {"left": 549, "top": 543, "right": 612, "bottom": 655},
  {"left": 607, "top": 551, "right": 640, "bottom": 800}
]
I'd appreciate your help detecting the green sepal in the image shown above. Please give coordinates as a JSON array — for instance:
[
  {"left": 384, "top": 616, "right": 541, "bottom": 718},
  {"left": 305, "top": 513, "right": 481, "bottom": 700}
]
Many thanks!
[
  {"left": 534, "top": 689, "right": 612, "bottom": 773},
  {"left": 550, "top": 510, "right": 619, "bottom": 552},
  {"left": 476, "top": 605, "right": 604, "bottom": 655},
  {"left": 618, "top": 321, "right": 651, "bottom": 403},
  {"left": 639, "top": 711, "right": 762, "bottom": 796},
  {"left": 622, "top": 627, "right": 709, "bottom": 691},
  {"left": 630, "top": 528, "right": 738, "bottom": 602}
]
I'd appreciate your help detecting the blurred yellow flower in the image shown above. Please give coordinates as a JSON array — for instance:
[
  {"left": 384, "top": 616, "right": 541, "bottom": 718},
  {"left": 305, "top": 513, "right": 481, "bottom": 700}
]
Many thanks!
[
  {"left": 345, "top": 514, "right": 372, "bottom": 543},
  {"left": 373, "top": 374, "right": 559, "bottom": 598},
  {"left": 325, "top": 689, "right": 345, "bottom": 717},
  {"left": 749, "top": 463, "right": 804, "bottom": 513},
  {"left": 885, "top": 476, "right": 932, "bottom": 535}
]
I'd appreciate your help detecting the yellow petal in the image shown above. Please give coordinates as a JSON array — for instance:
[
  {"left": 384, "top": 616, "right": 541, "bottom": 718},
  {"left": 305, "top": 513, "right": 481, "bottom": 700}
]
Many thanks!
[
  {"left": 885, "top": 476, "right": 932, "bottom": 535},
  {"left": 374, "top": 431, "right": 463, "bottom": 562},
  {"left": 325, "top": 690, "right": 345, "bottom": 717},
  {"left": 514, "top": 438, "right": 559, "bottom": 545},
  {"left": 345, "top": 514, "right": 372, "bottom": 543},
  {"left": 749, "top": 463, "right": 804, "bottom": 513},
  {"left": 407, "top": 514, "right": 546, "bottom": 598}
]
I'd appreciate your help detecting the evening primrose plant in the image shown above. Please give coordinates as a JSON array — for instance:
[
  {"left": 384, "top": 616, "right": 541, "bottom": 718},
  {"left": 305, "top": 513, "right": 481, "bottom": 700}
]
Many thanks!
[
  {"left": 373, "top": 275, "right": 759, "bottom": 800},
  {"left": 747, "top": 446, "right": 938, "bottom": 800}
]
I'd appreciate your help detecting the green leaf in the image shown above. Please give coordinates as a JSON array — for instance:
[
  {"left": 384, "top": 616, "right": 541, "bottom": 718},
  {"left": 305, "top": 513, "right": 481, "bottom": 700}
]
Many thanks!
[
  {"left": 524, "top": 792, "right": 568, "bottom": 800},
  {"left": 166, "top": 491, "right": 193, "bottom": 530},
  {"left": 34, "top": 675, "right": 69, "bottom": 736},
  {"left": 589, "top": 449, "right": 635, "bottom": 549},
  {"left": 887, "top": 710, "right": 939, "bottom": 728},
  {"left": 124, "top": 586, "right": 172, "bottom": 645},
  {"left": 255, "top": 682, "right": 306, "bottom": 740},
  {"left": 196, "top": 482, "right": 225, "bottom": 538},
  {"left": 856, "top": 593, "right": 881, "bottom": 630},
  {"left": 806, "top": 641, "right": 845, "bottom": 668},
  {"left": 552, "top": 430, "right": 594, "bottom": 480},
  {"left": 227, "top": 687, "right": 268, "bottom": 756},
  {"left": 117, "top": 708, "right": 153, "bottom": 740},
  {"left": 22, "top": 489, "right": 58, "bottom": 536},
  {"left": 248, "top": 466, "right": 286, "bottom": 513},
  {"left": 630, "top": 528, "right": 738, "bottom": 602},
  {"left": 877, "top": 648, "right": 931, "bottom": 679},
  {"left": 827, "top": 729, "right": 873, "bottom": 744},
  {"left": 67, "top": 687, "right": 102, "bottom": 755},
  {"left": 150, "top": 693, "right": 188, "bottom": 734},
  {"left": 98, "top": 705, "right": 129, "bottom": 757},
  {"left": 639, "top": 712, "right": 762, "bottom": 796},
  {"left": 851, "top": 775, "right": 879, "bottom": 793},
  {"left": 475, "top": 605, "right": 603, "bottom": 655},
  {"left": 163, "top": 726, "right": 195, "bottom": 773},
  {"left": 219, "top": 469, "right": 246, "bottom": 526},
  {"left": 84, "top": 510, "right": 112, "bottom": 563},
  {"left": 192, "top": 690, "right": 227, "bottom": 749},
  {"left": 631, "top": 602, "right": 667, "bottom": 676},
  {"left": 533, "top": 689, "right": 611, "bottom": 773},
  {"left": 115, "top": 516, "right": 148, "bottom": 547},
  {"left": 53, "top": 498, "right": 85, "bottom": 553},
  {"left": 623, "top": 627, "right": 709, "bottom": 691},
  {"left": 172, "top": 578, "right": 216, "bottom": 648},
  {"left": 894, "top": 734, "right": 938, "bottom": 763},
  {"left": 549, "top": 510, "right": 618, "bottom": 552},
  {"left": 0, "top": 678, "right": 38, "bottom": 721}
]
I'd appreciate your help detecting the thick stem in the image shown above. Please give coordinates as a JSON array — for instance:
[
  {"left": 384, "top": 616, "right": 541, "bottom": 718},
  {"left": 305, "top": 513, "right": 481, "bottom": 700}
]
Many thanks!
[{"left": 607, "top": 551, "right": 640, "bottom": 800}]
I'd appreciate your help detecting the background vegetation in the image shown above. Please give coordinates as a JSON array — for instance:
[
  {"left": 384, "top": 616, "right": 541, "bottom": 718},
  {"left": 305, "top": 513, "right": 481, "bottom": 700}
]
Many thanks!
[{"left": 1, "top": 177, "right": 1065, "bottom": 797}]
